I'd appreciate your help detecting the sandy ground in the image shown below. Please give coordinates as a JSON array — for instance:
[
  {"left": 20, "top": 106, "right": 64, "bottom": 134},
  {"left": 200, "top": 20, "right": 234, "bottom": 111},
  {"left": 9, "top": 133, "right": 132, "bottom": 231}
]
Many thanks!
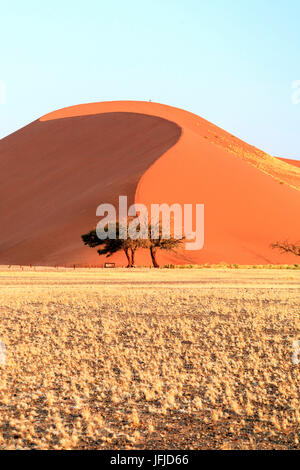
[
  {"left": 1, "top": 266, "right": 300, "bottom": 288},
  {"left": 0, "top": 268, "right": 299, "bottom": 449}
]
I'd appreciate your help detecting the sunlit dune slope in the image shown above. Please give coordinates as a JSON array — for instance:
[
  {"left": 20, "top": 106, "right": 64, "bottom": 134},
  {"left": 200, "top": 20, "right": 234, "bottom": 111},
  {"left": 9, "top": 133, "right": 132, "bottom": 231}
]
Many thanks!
[{"left": 0, "top": 101, "right": 299, "bottom": 266}]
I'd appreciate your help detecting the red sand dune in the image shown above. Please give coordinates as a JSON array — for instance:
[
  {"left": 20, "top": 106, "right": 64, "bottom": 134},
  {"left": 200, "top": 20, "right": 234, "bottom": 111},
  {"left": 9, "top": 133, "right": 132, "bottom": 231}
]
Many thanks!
[
  {"left": 277, "top": 157, "right": 300, "bottom": 169},
  {"left": 0, "top": 101, "right": 299, "bottom": 266}
]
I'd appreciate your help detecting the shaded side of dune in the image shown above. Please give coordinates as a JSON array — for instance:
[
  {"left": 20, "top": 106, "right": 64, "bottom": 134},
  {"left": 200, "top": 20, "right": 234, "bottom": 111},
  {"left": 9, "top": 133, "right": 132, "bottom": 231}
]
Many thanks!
[{"left": 0, "top": 112, "right": 181, "bottom": 265}]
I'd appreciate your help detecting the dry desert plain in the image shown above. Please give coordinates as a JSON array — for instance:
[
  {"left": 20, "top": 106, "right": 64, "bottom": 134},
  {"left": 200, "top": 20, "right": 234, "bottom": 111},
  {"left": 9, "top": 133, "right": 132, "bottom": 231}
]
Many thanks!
[{"left": 0, "top": 266, "right": 299, "bottom": 450}]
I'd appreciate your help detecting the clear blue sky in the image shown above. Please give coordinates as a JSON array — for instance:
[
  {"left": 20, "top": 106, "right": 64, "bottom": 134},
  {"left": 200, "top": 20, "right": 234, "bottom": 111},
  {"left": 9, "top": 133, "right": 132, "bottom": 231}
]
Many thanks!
[{"left": 1, "top": 0, "right": 300, "bottom": 158}]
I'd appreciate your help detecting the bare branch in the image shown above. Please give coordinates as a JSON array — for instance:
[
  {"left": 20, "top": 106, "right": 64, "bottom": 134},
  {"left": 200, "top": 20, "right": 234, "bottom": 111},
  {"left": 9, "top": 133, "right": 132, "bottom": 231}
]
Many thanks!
[{"left": 271, "top": 240, "right": 300, "bottom": 257}]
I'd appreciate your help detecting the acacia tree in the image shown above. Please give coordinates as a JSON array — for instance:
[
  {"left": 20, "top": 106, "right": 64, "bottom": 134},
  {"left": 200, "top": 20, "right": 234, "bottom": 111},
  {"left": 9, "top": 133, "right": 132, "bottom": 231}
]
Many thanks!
[
  {"left": 82, "top": 220, "right": 184, "bottom": 268},
  {"left": 81, "top": 222, "right": 142, "bottom": 267},
  {"left": 146, "top": 223, "right": 184, "bottom": 268},
  {"left": 271, "top": 240, "right": 300, "bottom": 257}
]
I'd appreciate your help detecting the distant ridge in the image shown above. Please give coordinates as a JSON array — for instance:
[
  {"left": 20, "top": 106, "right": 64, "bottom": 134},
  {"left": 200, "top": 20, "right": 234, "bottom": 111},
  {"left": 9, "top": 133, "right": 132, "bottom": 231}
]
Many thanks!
[{"left": 277, "top": 157, "right": 300, "bottom": 169}]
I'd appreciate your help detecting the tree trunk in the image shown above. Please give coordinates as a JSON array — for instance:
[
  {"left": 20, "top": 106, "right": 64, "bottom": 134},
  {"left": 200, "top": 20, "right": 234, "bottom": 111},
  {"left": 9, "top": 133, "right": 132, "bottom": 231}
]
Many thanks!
[
  {"left": 150, "top": 246, "right": 159, "bottom": 268},
  {"left": 124, "top": 248, "right": 131, "bottom": 268},
  {"left": 130, "top": 248, "right": 136, "bottom": 267}
]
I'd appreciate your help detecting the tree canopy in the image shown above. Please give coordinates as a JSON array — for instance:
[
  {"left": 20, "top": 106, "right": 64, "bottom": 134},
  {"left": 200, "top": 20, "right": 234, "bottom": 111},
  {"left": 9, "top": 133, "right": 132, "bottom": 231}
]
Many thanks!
[
  {"left": 82, "top": 222, "right": 143, "bottom": 267},
  {"left": 271, "top": 240, "right": 300, "bottom": 257},
  {"left": 81, "top": 220, "right": 184, "bottom": 268}
]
